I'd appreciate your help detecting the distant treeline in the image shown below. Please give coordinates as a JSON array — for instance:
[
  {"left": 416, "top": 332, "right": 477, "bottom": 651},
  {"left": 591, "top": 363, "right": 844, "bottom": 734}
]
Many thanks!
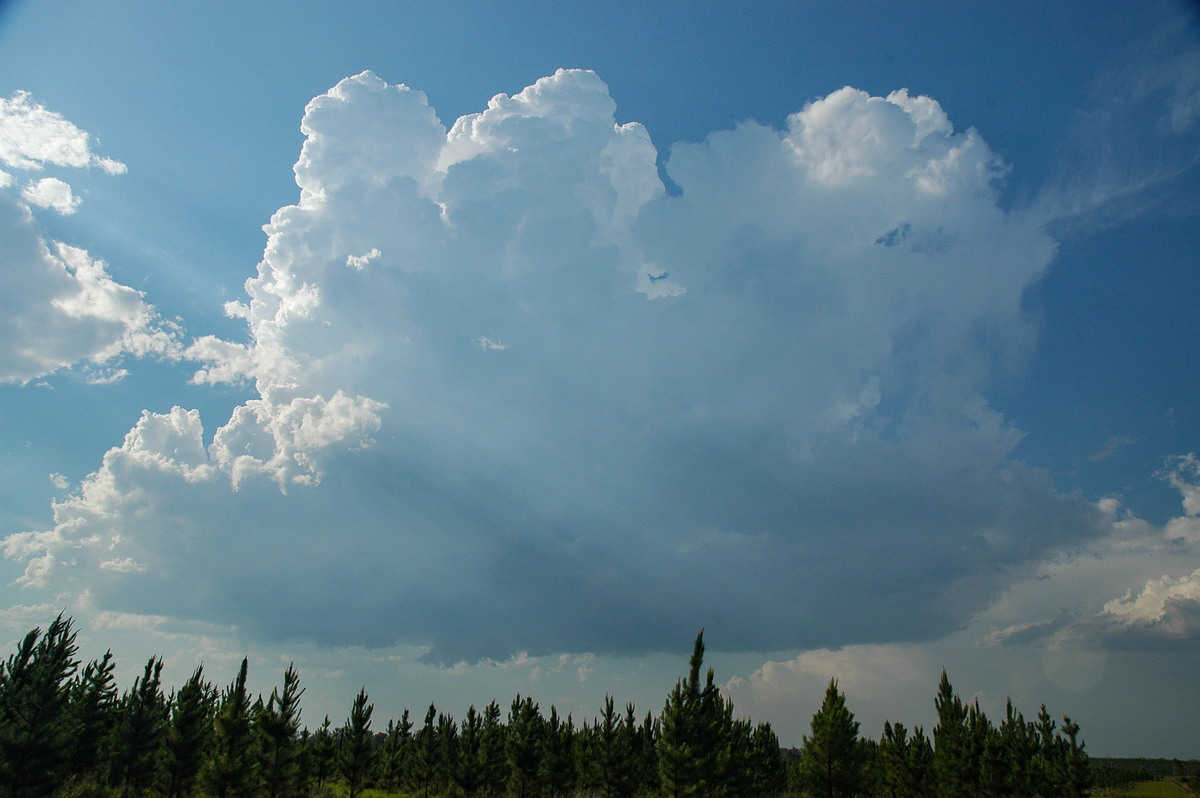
[
  {"left": 0, "top": 614, "right": 1096, "bottom": 797},
  {"left": 1090, "top": 757, "right": 1200, "bottom": 792}
]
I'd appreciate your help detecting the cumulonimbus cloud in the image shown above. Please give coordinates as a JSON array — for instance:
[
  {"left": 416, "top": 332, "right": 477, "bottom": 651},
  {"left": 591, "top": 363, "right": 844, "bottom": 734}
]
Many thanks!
[{"left": 8, "top": 70, "right": 1122, "bottom": 661}]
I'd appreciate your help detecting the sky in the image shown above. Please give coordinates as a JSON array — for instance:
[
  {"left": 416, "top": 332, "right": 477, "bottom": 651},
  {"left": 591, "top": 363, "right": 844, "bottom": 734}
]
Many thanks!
[{"left": 1, "top": 0, "right": 1199, "bottom": 758}]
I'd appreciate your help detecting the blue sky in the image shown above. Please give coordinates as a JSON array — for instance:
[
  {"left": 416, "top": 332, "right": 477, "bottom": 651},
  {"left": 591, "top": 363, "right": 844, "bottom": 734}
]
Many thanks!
[{"left": 1, "top": 0, "right": 1198, "bottom": 757}]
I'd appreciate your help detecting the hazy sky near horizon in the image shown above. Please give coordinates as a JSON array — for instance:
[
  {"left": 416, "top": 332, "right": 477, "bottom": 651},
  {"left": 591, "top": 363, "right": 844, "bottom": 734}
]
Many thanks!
[{"left": 1, "top": 0, "right": 1199, "bottom": 757}]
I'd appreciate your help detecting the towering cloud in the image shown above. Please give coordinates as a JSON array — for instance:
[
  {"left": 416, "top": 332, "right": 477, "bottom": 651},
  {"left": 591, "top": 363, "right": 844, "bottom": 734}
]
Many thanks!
[{"left": 7, "top": 71, "right": 1115, "bottom": 660}]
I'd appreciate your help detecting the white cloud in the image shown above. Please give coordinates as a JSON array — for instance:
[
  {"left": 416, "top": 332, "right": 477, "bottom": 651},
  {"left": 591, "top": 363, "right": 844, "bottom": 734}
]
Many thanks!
[
  {"left": 0, "top": 603, "right": 59, "bottom": 628},
  {"left": 0, "top": 92, "right": 177, "bottom": 384},
  {"left": 0, "top": 91, "right": 126, "bottom": 174},
  {"left": 21, "top": 176, "right": 80, "bottom": 214},
  {"left": 1102, "top": 569, "right": 1200, "bottom": 625},
  {"left": 969, "top": 458, "right": 1200, "bottom": 658},
  {"left": 6, "top": 71, "right": 1116, "bottom": 661},
  {"left": 346, "top": 248, "right": 381, "bottom": 270}
]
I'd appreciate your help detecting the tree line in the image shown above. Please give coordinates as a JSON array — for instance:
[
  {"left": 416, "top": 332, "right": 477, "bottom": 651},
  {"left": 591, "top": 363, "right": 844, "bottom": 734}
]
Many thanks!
[{"left": 0, "top": 614, "right": 1092, "bottom": 797}]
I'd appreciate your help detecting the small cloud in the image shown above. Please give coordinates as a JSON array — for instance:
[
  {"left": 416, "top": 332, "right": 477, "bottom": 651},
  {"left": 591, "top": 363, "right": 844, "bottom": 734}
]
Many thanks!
[
  {"left": 48, "top": 473, "right": 69, "bottom": 490},
  {"left": 476, "top": 336, "right": 507, "bottom": 351},
  {"left": 99, "top": 557, "right": 148, "bottom": 573},
  {"left": 0, "top": 603, "right": 59, "bottom": 627},
  {"left": 1089, "top": 434, "right": 1136, "bottom": 462},
  {"left": 346, "top": 248, "right": 381, "bottom": 270},
  {"left": 85, "top": 367, "right": 130, "bottom": 385},
  {"left": 983, "top": 615, "right": 1071, "bottom": 647},
  {"left": 21, "top": 176, "right": 80, "bottom": 214}
]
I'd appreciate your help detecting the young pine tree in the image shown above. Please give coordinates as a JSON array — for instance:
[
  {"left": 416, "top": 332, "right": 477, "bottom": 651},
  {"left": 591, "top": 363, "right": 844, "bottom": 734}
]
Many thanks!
[
  {"left": 538, "top": 705, "right": 575, "bottom": 798},
  {"left": 204, "top": 657, "right": 258, "bottom": 798},
  {"left": 932, "top": 670, "right": 972, "bottom": 798},
  {"left": 410, "top": 703, "right": 439, "bottom": 798},
  {"left": 748, "top": 721, "right": 788, "bottom": 797},
  {"left": 377, "top": 710, "right": 412, "bottom": 792},
  {"left": 164, "top": 665, "right": 216, "bottom": 798},
  {"left": 594, "top": 695, "right": 632, "bottom": 798},
  {"left": 67, "top": 649, "right": 120, "bottom": 786},
  {"left": 479, "top": 700, "right": 508, "bottom": 797},
  {"left": 656, "top": 629, "right": 714, "bottom": 798},
  {"left": 797, "top": 679, "right": 864, "bottom": 798},
  {"left": 1058, "top": 715, "right": 1091, "bottom": 798},
  {"left": 111, "top": 656, "right": 169, "bottom": 796},
  {"left": 436, "top": 710, "right": 459, "bottom": 794},
  {"left": 454, "top": 705, "right": 487, "bottom": 796},
  {"left": 0, "top": 613, "right": 80, "bottom": 798},
  {"left": 258, "top": 662, "right": 304, "bottom": 798},
  {"left": 506, "top": 694, "right": 545, "bottom": 798},
  {"left": 339, "top": 686, "right": 375, "bottom": 798},
  {"left": 308, "top": 715, "right": 337, "bottom": 791}
]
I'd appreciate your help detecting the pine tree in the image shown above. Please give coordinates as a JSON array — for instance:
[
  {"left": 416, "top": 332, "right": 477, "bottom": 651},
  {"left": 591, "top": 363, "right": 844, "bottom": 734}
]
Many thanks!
[
  {"left": 877, "top": 720, "right": 912, "bottom": 798},
  {"left": 592, "top": 695, "right": 632, "bottom": 798},
  {"left": 539, "top": 705, "right": 575, "bottom": 798},
  {"left": 1000, "top": 700, "right": 1036, "bottom": 795},
  {"left": 411, "top": 703, "right": 439, "bottom": 798},
  {"left": 339, "top": 686, "right": 375, "bottom": 798},
  {"left": 436, "top": 710, "right": 459, "bottom": 795},
  {"left": 796, "top": 678, "right": 864, "bottom": 798},
  {"left": 164, "top": 665, "right": 216, "bottom": 798},
  {"left": 1058, "top": 715, "right": 1091, "bottom": 798},
  {"left": 1031, "top": 704, "right": 1057, "bottom": 797},
  {"left": 506, "top": 694, "right": 544, "bottom": 798},
  {"left": 932, "top": 670, "right": 972, "bottom": 797},
  {"left": 308, "top": 715, "right": 336, "bottom": 791},
  {"left": 907, "top": 725, "right": 935, "bottom": 795},
  {"left": 378, "top": 710, "right": 412, "bottom": 792},
  {"left": 67, "top": 649, "right": 119, "bottom": 786},
  {"left": 657, "top": 678, "right": 696, "bottom": 798},
  {"left": 205, "top": 657, "right": 258, "bottom": 797},
  {"left": 454, "top": 705, "right": 487, "bottom": 796},
  {"left": 971, "top": 702, "right": 1006, "bottom": 798},
  {"left": 632, "top": 708, "right": 660, "bottom": 795},
  {"left": 748, "top": 721, "right": 788, "bottom": 797},
  {"left": 111, "top": 656, "right": 168, "bottom": 796},
  {"left": 479, "top": 700, "right": 507, "bottom": 797},
  {"left": 0, "top": 613, "right": 80, "bottom": 798},
  {"left": 258, "top": 663, "right": 304, "bottom": 798},
  {"left": 656, "top": 629, "right": 712, "bottom": 797}
]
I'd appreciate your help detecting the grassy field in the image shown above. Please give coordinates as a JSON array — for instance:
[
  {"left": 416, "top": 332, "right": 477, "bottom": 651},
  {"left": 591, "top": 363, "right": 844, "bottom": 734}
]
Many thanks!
[{"left": 1112, "top": 780, "right": 1195, "bottom": 797}]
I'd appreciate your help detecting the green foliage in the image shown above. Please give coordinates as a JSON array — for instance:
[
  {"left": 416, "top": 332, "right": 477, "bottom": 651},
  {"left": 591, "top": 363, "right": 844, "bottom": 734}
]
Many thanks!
[
  {"left": 204, "top": 657, "right": 257, "bottom": 797},
  {"left": 0, "top": 612, "right": 80, "bottom": 798},
  {"left": 506, "top": 694, "right": 544, "bottom": 798},
  {"left": 111, "top": 656, "right": 168, "bottom": 796},
  {"left": 932, "top": 670, "right": 971, "bottom": 797},
  {"left": 258, "top": 663, "right": 304, "bottom": 798},
  {"left": 409, "top": 703, "right": 438, "bottom": 798},
  {"left": 375, "top": 710, "right": 411, "bottom": 792},
  {"left": 0, "top": 614, "right": 1105, "bottom": 798},
  {"left": 339, "top": 687, "right": 374, "bottom": 798},
  {"left": 796, "top": 679, "right": 864, "bottom": 798},
  {"left": 69, "top": 650, "right": 119, "bottom": 784},
  {"left": 164, "top": 664, "right": 216, "bottom": 798},
  {"left": 309, "top": 715, "right": 337, "bottom": 791},
  {"left": 539, "top": 705, "right": 575, "bottom": 798}
]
